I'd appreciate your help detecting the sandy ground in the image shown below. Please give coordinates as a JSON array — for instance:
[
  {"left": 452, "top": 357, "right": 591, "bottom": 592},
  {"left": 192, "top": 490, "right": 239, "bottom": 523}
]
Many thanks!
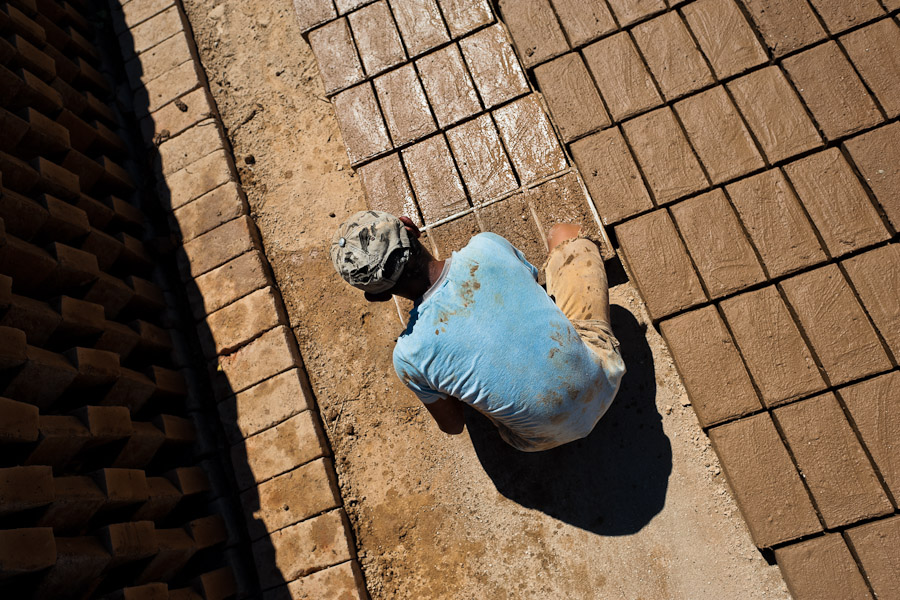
[{"left": 180, "top": 1, "right": 792, "bottom": 597}]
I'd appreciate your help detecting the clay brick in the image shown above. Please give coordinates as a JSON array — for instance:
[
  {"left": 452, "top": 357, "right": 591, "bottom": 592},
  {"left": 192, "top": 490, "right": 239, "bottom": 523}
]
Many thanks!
[
  {"left": 605, "top": 0, "right": 663, "bottom": 26},
  {"left": 459, "top": 24, "right": 529, "bottom": 109},
  {"left": 172, "top": 181, "right": 245, "bottom": 242},
  {"left": 113, "top": 421, "right": 165, "bottom": 469},
  {"left": 775, "top": 534, "right": 872, "bottom": 600},
  {"left": 34, "top": 536, "right": 111, "bottom": 599},
  {"left": 332, "top": 82, "right": 392, "bottom": 165},
  {"left": 194, "top": 565, "right": 238, "bottom": 600},
  {"left": 389, "top": 0, "right": 448, "bottom": 57},
  {"left": 841, "top": 372, "right": 900, "bottom": 498},
  {"left": 186, "top": 514, "right": 228, "bottom": 550},
  {"left": 402, "top": 134, "right": 468, "bottom": 223},
  {"left": 633, "top": 12, "right": 713, "bottom": 101},
  {"left": 842, "top": 20, "right": 900, "bottom": 119},
  {"left": 846, "top": 516, "right": 900, "bottom": 600},
  {"left": 682, "top": 0, "right": 766, "bottom": 79},
  {"left": 416, "top": 44, "right": 480, "bottom": 129},
  {"left": 348, "top": 1, "right": 405, "bottom": 77},
  {"left": 101, "top": 521, "right": 159, "bottom": 566},
  {"left": 615, "top": 209, "right": 706, "bottom": 320},
  {"left": 157, "top": 119, "right": 224, "bottom": 176},
  {"left": 582, "top": 32, "right": 661, "bottom": 122},
  {"left": 218, "top": 368, "right": 312, "bottom": 444},
  {"left": 534, "top": 52, "right": 610, "bottom": 142},
  {"left": 659, "top": 306, "right": 760, "bottom": 426},
  {"left": 781, "top": 264, "right": 891, "bottom": 385},
  {"left": 132, "top": 477, "right": 181, "bottom": 522},
  {"left": 274, "top": 561, "right": 368, "bottom": 600},
  {"left": 783, "top": 42, "right": 882, "bottom": 141},
  {"left": 201, "top": 286, "right": 282, "bottom": 356},
  {"left": 137, "top": 528, "right": 196, "bottom": 584},
  {"left": 253, "top": 509, "right": 355, "bottom": 587},
  {"left": 844, "top": 245, "right": 900, "bottom": 358},
  {"left": 0, "top": 396, "right": 39, "bottom": 442},
  {"left": 180, "top": 215, "right": 259, "bottom": 279},
  {"left": 292, "top": 0, "right": 336, "bottom": 33},
  {"left": 476, "top": 194, "right": 547, "bottom": 269},
  {"left": 493, "top": 94, "right": 567, "bottom": 184},
  {"left": 776, "top": 393, "right": 892, "bottom": 527},
  {"left": 438, "top": 0, "right": 492, "bottom": 38},
  {"left": 25, "top": 415, "right": 89, "bottom": 469},
  {"left": 241, "top": 458, "right": 341, "bottom": 540},
  {"left": 335, "top": 0, "right": 371, "bottom": 13},
  {"left": 123, "top": 5, "right": 183, "bottom": 57},
  {"left": 7, "top": 346, "right": 78, "bottom": 408},
  {"left": 740, "top": 0, "right": 826, "bottom": 56},
  {"left": 709, "top": 413, "right": 820, "bottom": 547},
  {"left": 675, "top": 86, "right": 764, "bottom": 185},
  {"left": 550, "top": 0, "right": 615, "bottom": 48},
  {"left": 140, "top": 87, "right": 213, "bottom": 146},
  {"left": 125, "top": 31, "right": 191, "bottom": 91},
  {"left": 308, "top": 18, "right": 364, "bottom": 96},
  {"left": 0, "top": 528, "right": 56, "bottom": 575},
  {"left": 37, "top": 475, "right": 105, "bottom": 531},
  {"left": 570, "top": 128, "right": 652, "bottom": 224},
  {"left": 0, "top": 466, "right": 53, "bottom": 515},
  {"left": 844, "top": 122, "right": 900, "bottom": 230},
  {"left": 374, "top": 64, "right": 436, "bottom": 146},
  {"left": 2, "top": 294, "right": 58, "bottom": 346},
  {"left": 728, "top": 67, "right": 821, "bottom": 163},
  {"left": 499, "top": 0, "right": 568, "bottom": 68},
  {"left": 215, "top": 325, "right": 300, "bottom": 396},
  {"left": 784, "top": 149, "right": 889, "bottom": 256},
  {"left": 525, "top": 172, "right": 607, "bottom": 255},
  {"left": 94, "top": 468, "right": 150, "bottom": 508},
  {"left": 726, "top": 169, "right": 826, "bottom": 278},
  {"left": 120, "top": 0, "right": 175, "bottom": 30},
  {"left": 161, "top": 148, "right": 233, "bottom": 211},
  {"left": 191, "top": 251, "right": 271, "bottom": 319},
  {"left": 136, "top": 59, "right": 201, "bottom": 116},
  {"left": 358, "top": 153, "right": 421, "bottom": 226},
  {"left": 809, "top": 0, "right": 884, "bottom": 34},
  {"left": 446, "top": 114, "right": 517, "bottom": 202},
  {"left": 622, "top": 107, "right": 708, "bottom": 204},
  {"left": 428, "top": 213, "right": 482, "bottom": 259}
]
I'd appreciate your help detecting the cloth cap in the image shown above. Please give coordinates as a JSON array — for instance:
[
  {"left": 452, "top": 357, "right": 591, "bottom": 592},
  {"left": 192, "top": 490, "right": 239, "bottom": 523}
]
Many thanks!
[{"left": 331, "top": 210, "right": 413, "bottom": 293}]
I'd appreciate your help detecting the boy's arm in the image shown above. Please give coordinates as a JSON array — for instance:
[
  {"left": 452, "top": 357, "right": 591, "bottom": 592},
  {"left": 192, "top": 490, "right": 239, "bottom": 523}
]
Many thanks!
[{"left": 422, "top": 395, "right": 465, "bottom": 435}]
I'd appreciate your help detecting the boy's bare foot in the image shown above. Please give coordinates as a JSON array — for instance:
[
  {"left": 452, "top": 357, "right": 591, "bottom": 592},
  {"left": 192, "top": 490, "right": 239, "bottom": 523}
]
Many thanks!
[{"left": 548, "top": 223, "right": 582, "bottom": 252}]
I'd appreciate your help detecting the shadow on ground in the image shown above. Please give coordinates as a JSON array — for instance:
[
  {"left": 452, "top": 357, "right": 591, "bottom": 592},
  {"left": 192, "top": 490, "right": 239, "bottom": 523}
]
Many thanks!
[{"left": 469, "top": 304, "right": 672, "bottom": 536}]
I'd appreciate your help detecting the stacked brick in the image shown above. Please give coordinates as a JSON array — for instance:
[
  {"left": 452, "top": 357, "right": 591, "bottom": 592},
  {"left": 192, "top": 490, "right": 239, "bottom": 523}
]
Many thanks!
[
  {"left": 0, "top": 0, "right": 254, "bottom": 597},
  {"left": 498, "top": 0, "right": 900, "bottom": 597},
  {"left": 113, "top": 0, "right": 367, "bottom": 598},
  {"left": 296, "top": 0, "right": 615, "bottom": 271}
]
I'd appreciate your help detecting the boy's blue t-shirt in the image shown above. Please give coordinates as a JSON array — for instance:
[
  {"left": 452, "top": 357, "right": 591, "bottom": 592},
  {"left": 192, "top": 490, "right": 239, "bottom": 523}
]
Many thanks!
[{"left": 393, "top": 232, "right": 620, "bottom": 450}]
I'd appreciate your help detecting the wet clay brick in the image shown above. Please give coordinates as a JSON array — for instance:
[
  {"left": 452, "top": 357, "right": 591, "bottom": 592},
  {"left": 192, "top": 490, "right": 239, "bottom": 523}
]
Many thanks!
[
  {"left": 191, "top": 251, "right": 271, "bottom": 319},
  {"left": 728, "top": 67, "right": 821, "bottom": 163},
  {"left": 172, "top": 181, "right": 245, "bottom": 242},
  {"left": 708, "top": 413, "right": 821, "bottom": 547},
  {"left": 308, "top": 18, "right": 364, "bottom": 96},
  {"left": 671, "top": 190, "right": 765, "bottom": 297},
  {"left": 841, "top": 372, "right": 900, "bottom": 498},
  {"left": 605, "top": 0, "right": 664, "bottom": 26},
  {"left": 498, "top": 0, "right": 567, "bottom": 68},
  {"left": 615, "top": 209, "right": 706, "bottom": 320},
  {"left": 416, "top": 44, "right": 480, "bottom": 129},
  {"left": 373, "top": 64, "right": 436, "bottom": 146},
  {"left": 445, "top": 114, "right": 517, "bottom": 202},
  {"left": 389, "top": 0, "right": 448, "bottom": 57},
  {"left": 783, "top": 42, "right": 881, "bottom": 140},
  {"left": 784, "top": 149, "right": 889, "bottom": 256},
  {"left": 0, "top": 528, "right": 56, "bottom": 575},
  {"left": 846, "top": 517, "right": 900, "bottom": 600},
  {"left": 218, "top": 368, "right": 312, "bottom": 444},
  {"left": 726, "top": 169, "right": 826, "bottom": 278},
  {"left": 776, "top": 393, "right": 892, "bottom": 527},
  {"left": 720, "top": 286, "right": 824, "bottom": 406},
  {"left": 215, "top": 325, "right": 300, "bottom": 397},
  {"left": 843, "top": 244, "right": 900, "bottom": 357},
  {"left": 682, "top": 0, "right": 767, "bottom": 79},
  {"left": 526, "top": 172, "right": 606, "bottom": 251},
  {"left": 438, "top": 0, "right": 492, "bottom": 38},
  {"left": 570, "top": 127, "right": 653, "bottom": 224},
  {"left": 807, "top": 0, "right": 883, "bottom": 34},
  {"left": 428, "top": 213, "right": 482, "bottom": 259},
  {"left": 842, "top": 20, "right": 900, "bottom": 119},
  {"left": 844, "top": 122, "right": 900, "bottom": 229},
  {"left": 157, "top": 119, "right": 224, "bottom": 176},
  {"left": 332, "top": 82, "right": 392, "bottom": 165},
  {"left": 493, "top": 94, "right": 567, "bottom": 185},
  {"left": 781, "top": 264, "right": 891, "bottom": 385},
  {"left": 621, "top": 107, "right": 708, "bottom": 204},
  {"left": 459, "top": 24, "right": 529, "bottom": 109},
  {"left": 253, "top": 509, "right": 354, "bottom": 588},
  {"left": 740, "top": 0, "right": 826, "bottom": 57},
  {"left": 583, "top": 32, "right": 661, "bottom": 122},
  {"left": 660, "top": 306, "right": 761, "bottom": 426},
  {"left": 549, "top": 0, "right": 614, "bottom": 48},
  {"left": 274, "top": 561, "right": 368, "bottom": 600},
  {"left": 534, "top": 52, "right": 610, "bottom": 142},
  {"left": 402, "top": 134, "right": 468, "bottom": 223},
  {"left": 232, "top": 410, "right": 327, "bottom": 490},
  {"left": 202, "top": 286, "right": 281, "bottom": 356},
  {"left": 348, "top": 1, "right": 405, "bottom": 77},
  {"left": 675, "top": 86, "right": 764, "bottom": 185},
  {"left": 476, "top": 195, "right": 547, "bottom": 269},
  {"left": 632, "top": 12, "right": 713, "bottom": 101},
  {"left": 163, "top": 149, "right": 234, "bottom": 211},
  {"left": 180, "top": 215, "right": 259, "bottom": 279},
  {"left": 358, "top": 153, "right": 421, "bottom": 226},
  {"left": 774, "top": 534, "right": 872, "bottom": 600},
  {"left": 241, "top": 458, "right": 341, "bottom": 540}
]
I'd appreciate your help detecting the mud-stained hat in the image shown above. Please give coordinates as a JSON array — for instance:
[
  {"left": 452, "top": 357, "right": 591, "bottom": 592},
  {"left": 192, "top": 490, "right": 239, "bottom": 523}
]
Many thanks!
[{"left": 331, "top": 210, "right": 413, "bottom": 293}]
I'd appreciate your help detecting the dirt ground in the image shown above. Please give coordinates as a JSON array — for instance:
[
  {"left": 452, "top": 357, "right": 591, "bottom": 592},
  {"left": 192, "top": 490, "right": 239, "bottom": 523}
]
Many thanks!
[{"left": 180, "top": 1, "right": 791, "bottom": 597}]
